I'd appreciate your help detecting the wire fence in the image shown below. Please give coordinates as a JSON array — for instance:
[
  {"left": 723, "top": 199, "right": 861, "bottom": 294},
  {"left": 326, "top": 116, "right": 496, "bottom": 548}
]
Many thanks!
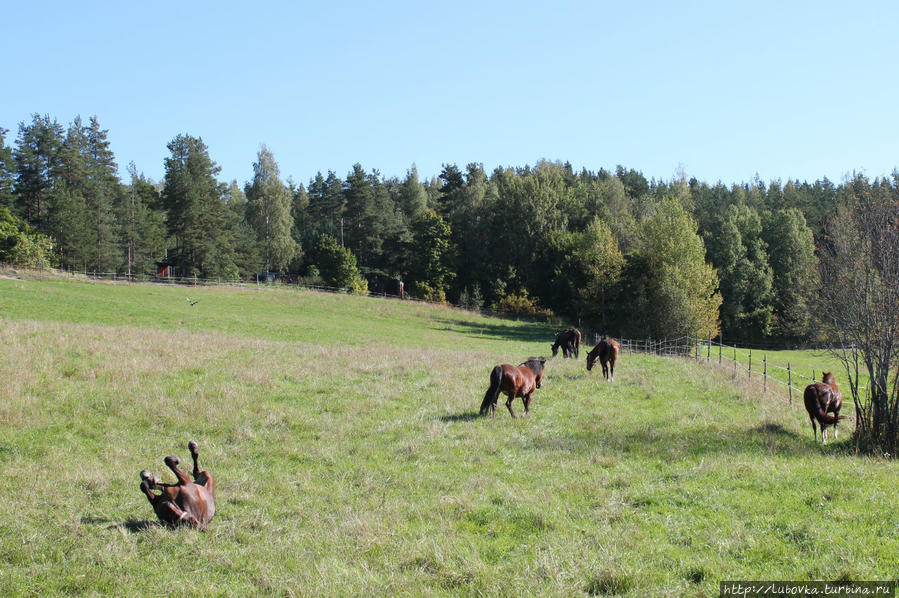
[{"left": 593, "top": 333, "right": 867, "bottom": 409}]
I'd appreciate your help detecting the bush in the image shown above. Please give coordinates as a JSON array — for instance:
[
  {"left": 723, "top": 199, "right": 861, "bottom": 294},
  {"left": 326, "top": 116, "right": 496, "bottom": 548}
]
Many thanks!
[
  {"left": 0, "top": 207, "right": 57, "bottom": 269},
  {"left": 495, "top": 290, "right": 552, "bottom": 317}
]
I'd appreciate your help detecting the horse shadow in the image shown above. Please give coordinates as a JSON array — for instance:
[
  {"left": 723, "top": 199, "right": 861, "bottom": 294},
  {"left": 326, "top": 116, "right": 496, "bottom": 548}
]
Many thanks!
[
  {"left": 591, "top": 420, "right": 847, "bottom": 459},
  {"left": 438, "top": 412, "right": 481, "bottom": 423},
  {"left": 117, "top": 519, "right": 159, "bottom": 533},
  {"left": 80, "top": 515, "right": 158, "bottom": 534}
]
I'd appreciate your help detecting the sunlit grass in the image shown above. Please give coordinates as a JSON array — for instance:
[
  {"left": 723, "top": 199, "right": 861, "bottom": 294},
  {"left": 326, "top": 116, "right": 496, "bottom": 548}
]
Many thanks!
[{"left": 1, "top": 277, "right": 897, "bottom": 597}]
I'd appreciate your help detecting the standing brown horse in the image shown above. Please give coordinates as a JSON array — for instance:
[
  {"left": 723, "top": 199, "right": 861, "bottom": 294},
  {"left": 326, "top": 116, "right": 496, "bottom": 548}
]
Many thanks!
[
  {"left": 139, "top": 440, "right": 216, "bottom": 529},
  {"left": 586, "top": 337, "right": 619, "bottom": 381},
  {"left": 480, "top": 358, "right": 546, "bottom": 418},
  {"left": 803, "top": 372, "right": 844, "bottom": 443},
  {"left": 551, "top": 328, "right": 581, "bottom": 359}
]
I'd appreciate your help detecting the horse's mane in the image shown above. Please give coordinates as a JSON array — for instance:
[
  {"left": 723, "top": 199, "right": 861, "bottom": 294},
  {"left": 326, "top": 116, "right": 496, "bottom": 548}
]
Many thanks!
[{"left": 519, "top": 358, "right": 546, "bottom": 374}]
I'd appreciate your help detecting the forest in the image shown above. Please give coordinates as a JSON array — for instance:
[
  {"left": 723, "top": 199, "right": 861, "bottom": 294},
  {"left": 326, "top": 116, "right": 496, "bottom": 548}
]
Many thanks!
[{"left": 1, "top": 113, "right": 896, "bottom": 347}]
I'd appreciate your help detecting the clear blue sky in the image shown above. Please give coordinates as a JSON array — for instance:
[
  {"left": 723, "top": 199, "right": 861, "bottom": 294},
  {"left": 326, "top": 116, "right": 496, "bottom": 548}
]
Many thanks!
[{"left": 3, "top": 1, "right": 898, "bottom": 188}]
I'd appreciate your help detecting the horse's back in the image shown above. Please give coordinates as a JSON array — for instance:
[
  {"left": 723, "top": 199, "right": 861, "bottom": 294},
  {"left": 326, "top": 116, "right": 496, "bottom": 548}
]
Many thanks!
[{"left": 804, "top": 382, "right": 832, "bottom": 413}]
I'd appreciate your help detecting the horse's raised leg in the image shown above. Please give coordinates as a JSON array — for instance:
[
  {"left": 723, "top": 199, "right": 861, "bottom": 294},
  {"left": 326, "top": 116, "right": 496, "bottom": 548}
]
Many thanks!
[
  {"left": 164, "top": 455, "right": 192, "bottom": 486},
  {"left": 189, "top": 440, "right": 214, "bottom": 492},
  {"left": 189, "top": 440, "right": 201, "bottom": 478},
  {"left": 139, "top": 473, "right": 159, "bottom": 504}
]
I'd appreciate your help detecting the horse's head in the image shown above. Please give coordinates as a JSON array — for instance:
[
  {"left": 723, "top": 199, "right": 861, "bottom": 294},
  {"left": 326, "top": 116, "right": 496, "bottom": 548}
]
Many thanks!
[
  {"left": 521, "top": 358, "right": 546, "bottom": 388},
  {"left": 586, "top": 352, "right": 596, "bottom": 371},
  {"left": 822, "top": 372, "right": 836, "bottom": 385},
  {"left": 533, "top": 358, "right": 546, "bottom": 388},
  {"left": 551, "top": 342, "right": 559, "bottom": 357}
]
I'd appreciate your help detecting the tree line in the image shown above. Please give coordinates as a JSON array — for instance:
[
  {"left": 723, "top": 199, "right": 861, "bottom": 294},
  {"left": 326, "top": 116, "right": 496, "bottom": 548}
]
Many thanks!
[{"left": 0, "top": 113, "right": 890, "bottom": 346}]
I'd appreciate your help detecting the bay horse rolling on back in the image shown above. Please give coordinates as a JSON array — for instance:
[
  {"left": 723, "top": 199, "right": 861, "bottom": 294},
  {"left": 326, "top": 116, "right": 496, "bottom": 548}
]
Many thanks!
[
  {"left": 139, "top": 440, "right": 216, "bottom": 529},
  {"left": 803, "top": 372, "right": 844, "bottom": 443},
  {"left": 587, "top": 337, "right": 619, "bottom": 381},
  {"left": 551, "top": 328, "right": 581, "bottom": 359},
  {"left": 480, "top": 358, "right": 546, "bottom": 418}
]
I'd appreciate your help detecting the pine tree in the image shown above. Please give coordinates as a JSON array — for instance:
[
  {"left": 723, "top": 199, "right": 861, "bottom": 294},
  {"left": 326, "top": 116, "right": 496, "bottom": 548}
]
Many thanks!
[
  {"left": 84, "top": 116, "right": 120, "bottom": 272},
  {"left": 13, "top": 114, "right": 64, "bottom": 228},
  {"left": 161, "top": 134, "right": 238, "bottom": 278},
  {"left": 763, "top": 208, "right": 818, "bottom": 341},
  {"left": 0, "top": 128, "right": 15, "bottom": 210},
  {"left": 119, "top": 163, "right": 166, "bottom": 276}
]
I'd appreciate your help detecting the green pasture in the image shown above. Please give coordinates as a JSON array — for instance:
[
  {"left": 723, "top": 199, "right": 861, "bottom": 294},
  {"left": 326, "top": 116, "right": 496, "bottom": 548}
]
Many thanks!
[{"left": 0, "top": 276, "right": 896, "bottom": 597}]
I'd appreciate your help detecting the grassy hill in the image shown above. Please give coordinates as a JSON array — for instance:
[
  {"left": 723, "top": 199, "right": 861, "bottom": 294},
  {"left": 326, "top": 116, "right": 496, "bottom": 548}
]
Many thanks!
[{"left": 0, "top": 276, "right": 896, "bottom": 597}]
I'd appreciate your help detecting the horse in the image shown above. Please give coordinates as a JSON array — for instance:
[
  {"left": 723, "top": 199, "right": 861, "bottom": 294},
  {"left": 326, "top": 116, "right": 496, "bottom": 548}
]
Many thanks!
[
  {"left": 803, "top": 372, "right": 844, "bottom": 443},
  {"left": 479, "top": 358, "right": 546, "bottom": 418},
  {"left": 139, "top": 440, "right": 216, "bottom": 529},
  {"left": 551, "top": 328, "right": 581, "bottom": 359},
  {"left": 586, "top": 337, "right": 619, "bottom": 381}
]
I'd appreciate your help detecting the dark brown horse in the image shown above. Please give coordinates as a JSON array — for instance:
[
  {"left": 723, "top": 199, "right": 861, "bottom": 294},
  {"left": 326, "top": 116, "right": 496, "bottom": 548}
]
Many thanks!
[
  {"left": 139, "top": 440, "right": 216, "bottom": 529},
  {"left": 551, "top": 328, "right": 581, "bottom": 359},
  {"left": 587, "top": 337, "right": 619, "bottom": 381},
  {"left": 803, "top": 372, "right": 844, "bottom": 443},
  {"left": 480, "top": 358, "right": 546, "bottom": 418}
]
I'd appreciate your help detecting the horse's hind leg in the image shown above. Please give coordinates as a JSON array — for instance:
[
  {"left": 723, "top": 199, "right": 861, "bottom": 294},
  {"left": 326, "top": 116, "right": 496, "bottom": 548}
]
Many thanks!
[
  {"left": 505, "top": 397, "right": 516, "bottom": 418},
  {"left": 189, "top": 440, "right": 201, "bottom": 478},
  {"left": 163, "top": 455, "right": 192, "bottom": 485},
  {"left": 188, "top": 440, "right": 214, "bottom": 492}
]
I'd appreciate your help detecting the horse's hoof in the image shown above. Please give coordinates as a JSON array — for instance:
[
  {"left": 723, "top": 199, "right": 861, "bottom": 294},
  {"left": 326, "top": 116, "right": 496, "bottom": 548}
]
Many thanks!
[
  {"left": 164, "top": 455, "right": 180, "bottom": 467},
  {"left": 188, "top": 440, "right": 198, "bottom": 455}
]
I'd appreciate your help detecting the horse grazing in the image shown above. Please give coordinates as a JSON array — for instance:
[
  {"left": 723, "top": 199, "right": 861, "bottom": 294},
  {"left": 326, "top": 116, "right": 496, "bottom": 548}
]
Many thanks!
[
  {"left": 480, "top": 358, "right": 546, "bottom": 418},
  {"left": 586, "top": 337, "right": 619, "bottom": 381},
  {"left": 139, "top": 440, "right": 216, "bottom": 529},
  {"left": 803, "top": 372, "right": 844, "bottom": 443},
  {"left": 551, "top": 328, "right": 581, "bottom": 359}
]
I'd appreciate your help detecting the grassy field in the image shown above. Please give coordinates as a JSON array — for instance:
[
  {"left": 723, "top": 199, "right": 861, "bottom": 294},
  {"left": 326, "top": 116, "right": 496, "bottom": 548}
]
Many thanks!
[{"left": 0, "top": 276, "right": 896, "bottom": 597}]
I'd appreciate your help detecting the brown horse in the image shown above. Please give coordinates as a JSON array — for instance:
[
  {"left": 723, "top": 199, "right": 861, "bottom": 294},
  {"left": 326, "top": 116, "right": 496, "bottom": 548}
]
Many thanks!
[
  {"left": 587, "top": 337, "right": 619, "bottom": 381},
  {"left": 551, "top": 328, "right": 581, "bottom": 359},
  {"left": 803, "top": 372, "right": 844, "bottom": 443},
  {"left": 480, "top": 358, "right": 546, "bottom": 418},
  {"left": 139, "top": 440, "right": 216, "bottom": 529}
]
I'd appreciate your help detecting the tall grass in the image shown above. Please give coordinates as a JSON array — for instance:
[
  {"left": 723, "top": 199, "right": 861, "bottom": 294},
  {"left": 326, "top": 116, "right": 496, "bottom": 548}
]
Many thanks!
[{"left": 1, "top": 277, "right": 896, "bottom": 597}]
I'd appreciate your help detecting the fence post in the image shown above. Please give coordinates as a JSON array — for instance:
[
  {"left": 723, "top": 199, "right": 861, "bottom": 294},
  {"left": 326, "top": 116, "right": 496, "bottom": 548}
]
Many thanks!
[
  {"left": 788, "top": 362, "right": 793, "bottom": 406},
  {"left": 763, "top": 354, "right": 767, "bottom": 392},
  {"left": 695, "top": 338, "right": 699, "bottom": 360},
  {"left": 733, "top": 346, "right": 737, "bottom": 379},
  {"left": 718, "top": 341, "right": 722, "bottom": 365},
  {"left": 707, "top": 332, "right": 711, "bottom": 361},
  {"left": 748, "top": 350, "right": 752, "bottom": 380}
]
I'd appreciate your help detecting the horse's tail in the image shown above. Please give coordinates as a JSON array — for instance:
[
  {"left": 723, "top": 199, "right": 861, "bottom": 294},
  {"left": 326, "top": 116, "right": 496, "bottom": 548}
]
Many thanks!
[{"left": 480, "top": 366, "right": 503, "bottom": 415}]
